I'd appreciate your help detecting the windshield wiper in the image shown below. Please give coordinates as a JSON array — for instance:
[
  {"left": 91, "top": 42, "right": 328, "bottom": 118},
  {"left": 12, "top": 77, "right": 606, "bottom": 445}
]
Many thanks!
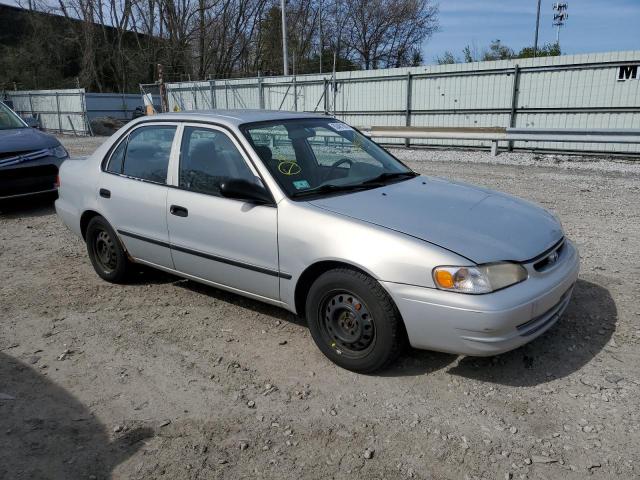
[
  {"left": 291, "top": 183, "right": 374, "bottom": 198},
  {"left": 361, "top": 171, "right": 419, "bottom": 185}
]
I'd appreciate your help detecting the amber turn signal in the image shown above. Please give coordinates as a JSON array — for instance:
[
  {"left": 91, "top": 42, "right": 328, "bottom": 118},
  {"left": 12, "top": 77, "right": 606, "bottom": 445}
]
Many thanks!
[{"left": 434, "top": 269, "right": 454, "bottom": 289}]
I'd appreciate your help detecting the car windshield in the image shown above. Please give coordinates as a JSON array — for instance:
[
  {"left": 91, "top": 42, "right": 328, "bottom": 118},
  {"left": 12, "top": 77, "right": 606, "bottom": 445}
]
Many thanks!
[
  {"left": 241, "top": 118, "right": 416, "bottom": 199},
  {"left": 0, "top": 102, "right": 27, "bottom": 130}
]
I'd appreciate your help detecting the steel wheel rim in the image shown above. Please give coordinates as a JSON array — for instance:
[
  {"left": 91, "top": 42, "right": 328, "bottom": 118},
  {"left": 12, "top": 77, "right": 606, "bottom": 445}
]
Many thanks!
[
  {"left": 94, "top": 229, "right": 117, "bottom": 273},
  {"left": 319, "top": 290, "right": 376, "bottom": 359}
]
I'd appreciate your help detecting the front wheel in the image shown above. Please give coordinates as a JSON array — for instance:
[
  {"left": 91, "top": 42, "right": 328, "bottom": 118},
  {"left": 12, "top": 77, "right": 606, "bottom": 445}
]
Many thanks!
[
  {"left": 86, "top": 216, "right": 131, "bottom": 283},
  {"left": 305, "top": 268, "right": 404, "bottom": 373}
]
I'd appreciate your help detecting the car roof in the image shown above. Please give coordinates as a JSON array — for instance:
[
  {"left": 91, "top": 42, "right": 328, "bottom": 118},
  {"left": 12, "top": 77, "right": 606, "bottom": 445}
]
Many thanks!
[{"left": 140, "top": 109, "right": 331, "bottom": 128}]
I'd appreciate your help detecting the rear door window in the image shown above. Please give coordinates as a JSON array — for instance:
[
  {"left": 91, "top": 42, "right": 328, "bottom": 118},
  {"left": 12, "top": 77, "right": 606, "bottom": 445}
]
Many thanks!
[{"left": 121, "top": 126, "right": 176, "bottom": 183}]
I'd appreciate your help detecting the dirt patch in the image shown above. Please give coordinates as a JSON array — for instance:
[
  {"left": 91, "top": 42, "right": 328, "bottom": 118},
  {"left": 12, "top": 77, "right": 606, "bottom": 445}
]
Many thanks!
[
  {"left": 1, "top": 144, "right": 639, "bottom": 479},
  {"left": 55, "top": 134, "right": 108, "bottom": 157}
]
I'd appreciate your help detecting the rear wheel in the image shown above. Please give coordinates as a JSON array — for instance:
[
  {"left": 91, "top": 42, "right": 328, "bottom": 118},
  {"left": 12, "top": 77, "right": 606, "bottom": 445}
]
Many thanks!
[
  {"left": 86, "top": 216, "right": 131, "bottom": 283},
  {"left": 306, "top": 267, "right": 403, "bottom": 373}
]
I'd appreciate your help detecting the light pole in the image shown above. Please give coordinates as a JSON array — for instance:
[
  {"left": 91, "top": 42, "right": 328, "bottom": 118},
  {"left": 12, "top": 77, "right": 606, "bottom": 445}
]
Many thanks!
[
  {"left": 281, "top": 0, "right": 289, "bottom": 75},
  {"left": 553, "top": 3, "right": 569, "bottom": 46},
  {"left": 533, "top": 0, "right": 542, "bottom": 57}
]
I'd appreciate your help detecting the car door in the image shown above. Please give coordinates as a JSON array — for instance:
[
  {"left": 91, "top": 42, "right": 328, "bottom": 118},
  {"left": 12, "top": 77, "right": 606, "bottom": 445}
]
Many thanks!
[
  {"left": 166, "top": 124, "right": 280, "bottom": 301},
  {"left": 98, "top": 123, "right": 179, "bottom": 268}
]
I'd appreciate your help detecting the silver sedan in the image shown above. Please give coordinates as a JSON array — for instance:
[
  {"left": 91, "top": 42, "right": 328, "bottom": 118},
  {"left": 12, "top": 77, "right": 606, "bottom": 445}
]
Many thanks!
[{"left": 56, "top": 111, "right": 579, "bottom": 372}]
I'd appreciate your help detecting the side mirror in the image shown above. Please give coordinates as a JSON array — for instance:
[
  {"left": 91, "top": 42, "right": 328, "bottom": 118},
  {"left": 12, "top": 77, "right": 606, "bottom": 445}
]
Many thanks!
[{"left": 219, "top": 178, "right": 273, "bottom": 205}]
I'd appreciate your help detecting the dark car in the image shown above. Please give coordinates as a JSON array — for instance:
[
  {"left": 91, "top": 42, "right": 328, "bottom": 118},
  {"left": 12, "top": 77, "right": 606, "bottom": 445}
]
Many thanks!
[{"left": 0, "top": 101, "right": 69, "bottom": 200}]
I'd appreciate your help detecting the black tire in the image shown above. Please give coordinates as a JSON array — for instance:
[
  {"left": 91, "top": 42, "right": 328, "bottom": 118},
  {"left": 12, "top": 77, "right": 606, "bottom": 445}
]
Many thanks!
[
  {"left": 305, "top": 267, "right": 403, "bottom": 373},
  {"left": 85, "top": 216, "right": 131, "bottom": 283}
]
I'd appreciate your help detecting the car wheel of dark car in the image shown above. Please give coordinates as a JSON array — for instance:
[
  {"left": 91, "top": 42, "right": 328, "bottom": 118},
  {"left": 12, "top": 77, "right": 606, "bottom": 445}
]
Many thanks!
[
  {"left": 306, "top": 267, "right": 404, "bottom": 373},
  {"left": 86, "top": 216, "right": 131, "bottom": 283}
]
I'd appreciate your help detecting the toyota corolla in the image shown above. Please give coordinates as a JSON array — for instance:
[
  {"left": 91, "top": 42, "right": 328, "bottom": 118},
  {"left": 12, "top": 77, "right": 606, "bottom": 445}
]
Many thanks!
[{"left": 55, "top": 111, "right": 579, "bottom": 372}]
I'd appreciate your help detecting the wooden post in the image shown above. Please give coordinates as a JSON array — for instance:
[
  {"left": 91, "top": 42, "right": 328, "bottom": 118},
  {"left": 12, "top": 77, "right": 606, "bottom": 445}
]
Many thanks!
[{"left": 491, "top": 140, "right": 499, "bottom": 156}]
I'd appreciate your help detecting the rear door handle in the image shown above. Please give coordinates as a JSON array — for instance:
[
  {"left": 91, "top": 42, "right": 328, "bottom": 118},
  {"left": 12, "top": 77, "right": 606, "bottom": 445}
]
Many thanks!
[
  {"left": 170, "top": 205, "right": 188, "bottom": 217},
  {"left": 99, "top": 188, "right": 111, "bottom": 198}
]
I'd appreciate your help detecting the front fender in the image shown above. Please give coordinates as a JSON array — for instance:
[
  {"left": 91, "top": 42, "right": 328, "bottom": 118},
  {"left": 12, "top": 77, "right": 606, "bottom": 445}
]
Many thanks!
[{"left": 278, "top": 200, "right": 469, "bottom": 312}]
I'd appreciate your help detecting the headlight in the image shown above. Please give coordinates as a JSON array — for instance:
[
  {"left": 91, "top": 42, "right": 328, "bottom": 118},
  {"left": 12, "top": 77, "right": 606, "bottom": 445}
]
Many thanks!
[
  {"left": 433, "top": 262, "right": 528, "bottom": 294},
  {"left": 49, "top": 145, "right": 69, "bottom": 159}
]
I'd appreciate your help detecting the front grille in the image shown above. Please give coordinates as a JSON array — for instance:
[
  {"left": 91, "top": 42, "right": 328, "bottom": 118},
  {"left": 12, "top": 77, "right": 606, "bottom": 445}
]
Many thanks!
[
  {"left": 516, "top": 286, "right": 573, "bottom": 337},
  {"left": 0, "top": 165, "right": 58, "bottom": 197},
  {"left": 533, "top": 239, "right": 565, "bottom": 272}
]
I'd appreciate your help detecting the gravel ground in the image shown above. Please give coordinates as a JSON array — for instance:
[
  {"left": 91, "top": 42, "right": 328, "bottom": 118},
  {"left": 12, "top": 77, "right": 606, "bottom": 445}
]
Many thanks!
[{"left": 1, "top": 137, "right": 639, "bottom": 480}]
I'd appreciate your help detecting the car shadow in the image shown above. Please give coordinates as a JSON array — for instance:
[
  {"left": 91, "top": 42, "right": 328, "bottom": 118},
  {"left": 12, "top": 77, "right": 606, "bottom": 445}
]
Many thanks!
[
  {"left": 378, "top": 349, "right": 458, "bottom": 377},
  {"left": 175, "top": 279, "right": 304, "bottom": 326},
  {"left": 0, "top": 352, "right": 153, "bottom": 480},
  {"left": 0, "top": 194, "right": 57, "bottom": 218},
  {"left": 446, "top": 279, "right": 616, "bottom": 386},
  {"left": 125, "top": 265, "right": 184, "bottom": 286},
  {"left": 144, "top": 274, "right": 614, "bottom": 385}
]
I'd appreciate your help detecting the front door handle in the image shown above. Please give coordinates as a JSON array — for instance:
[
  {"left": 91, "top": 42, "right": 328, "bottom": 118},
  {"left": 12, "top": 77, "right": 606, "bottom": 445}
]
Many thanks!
[
  {"left": 99, "top": 188, "right": 111, "bottom": 198},
  {"left": 170, "top": 205, "right": 188, "bottom": 217}
]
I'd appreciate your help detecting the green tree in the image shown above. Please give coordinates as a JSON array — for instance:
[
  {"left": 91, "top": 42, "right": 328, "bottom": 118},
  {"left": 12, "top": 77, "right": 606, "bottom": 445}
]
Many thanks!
[
  {"left": 517, "top": 42, "right": 561, "bottom": 59},
  {"left": 482, "top": 39, "right": 514, "bottom": 61},
  {"left": 436, "top": 51, "right": 458, "bottom": 65},
  {"left": 437, "top": 40, "right": 561, "bottom": 65}
]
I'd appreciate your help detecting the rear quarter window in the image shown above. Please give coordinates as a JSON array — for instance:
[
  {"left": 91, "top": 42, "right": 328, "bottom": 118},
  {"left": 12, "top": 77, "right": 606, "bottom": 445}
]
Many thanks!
[{"left": 106, "top": 139, "right": 126, "bottom": 174}]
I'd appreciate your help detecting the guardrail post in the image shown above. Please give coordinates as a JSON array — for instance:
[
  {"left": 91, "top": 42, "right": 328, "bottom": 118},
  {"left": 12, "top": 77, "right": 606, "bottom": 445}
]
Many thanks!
[
  {"left": 405, "top": 72, "right": 412, "bottom": 148},
  {"left": 55, "top": 92, "right": 62, "bottom": 133},
  {"left": 508, "top": 64, "right": 520, "bottom": 152}
]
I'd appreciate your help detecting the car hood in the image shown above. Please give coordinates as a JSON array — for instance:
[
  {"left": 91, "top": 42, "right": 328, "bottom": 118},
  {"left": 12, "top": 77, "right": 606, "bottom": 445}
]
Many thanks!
[
  {"left": 0, "top": 128, "right": 59, "bottom": 154},
  {"left": 308, "top": 176, "right": 563, "bottom": 264}
]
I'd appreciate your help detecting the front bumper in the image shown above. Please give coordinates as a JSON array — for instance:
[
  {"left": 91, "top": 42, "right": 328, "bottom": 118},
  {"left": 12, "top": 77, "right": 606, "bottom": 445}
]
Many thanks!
[
  {"left": 382, "top": 239, "right": 580, "bottom": 356},
  {"left": 0, "top": 157, "right": 63, "bottom": 200}
]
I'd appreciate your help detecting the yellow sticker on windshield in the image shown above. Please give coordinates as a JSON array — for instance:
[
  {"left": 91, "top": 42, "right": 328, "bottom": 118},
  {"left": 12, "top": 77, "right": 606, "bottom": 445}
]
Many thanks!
[{"left": 278, "top": 161, "right": 301, "bottom": 176}]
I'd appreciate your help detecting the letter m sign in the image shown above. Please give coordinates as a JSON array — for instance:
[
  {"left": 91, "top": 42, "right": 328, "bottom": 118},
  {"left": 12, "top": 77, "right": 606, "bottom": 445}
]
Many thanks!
[{"left": 618, "top": 65, "right": 639, "bottom": 81}]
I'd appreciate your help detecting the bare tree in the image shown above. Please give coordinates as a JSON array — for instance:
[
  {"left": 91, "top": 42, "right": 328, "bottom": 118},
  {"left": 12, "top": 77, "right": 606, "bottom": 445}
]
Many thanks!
[
  {"left": 343, "top": 0, "right": 438, "bottom": 69},
  {"left": 4, "top": 0, "right": 441, "bottom": 91}
]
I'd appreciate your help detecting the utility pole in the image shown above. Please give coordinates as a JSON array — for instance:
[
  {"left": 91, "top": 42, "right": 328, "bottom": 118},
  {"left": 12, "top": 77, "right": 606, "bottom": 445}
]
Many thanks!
[
  {"left": 318, "top": 0, "right": 323, "bottom": 74},
  {"left": 281, "top": 0, "right": 289, "bottom": 75},
  {"left": 533, "top": 0, "right": 542, "bottom": 58}
]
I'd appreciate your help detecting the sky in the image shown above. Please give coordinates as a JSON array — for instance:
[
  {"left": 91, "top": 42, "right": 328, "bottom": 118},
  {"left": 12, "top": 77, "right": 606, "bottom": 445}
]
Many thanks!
[{"left": 424, "top": 0, "right": 640, "bottom": 62}]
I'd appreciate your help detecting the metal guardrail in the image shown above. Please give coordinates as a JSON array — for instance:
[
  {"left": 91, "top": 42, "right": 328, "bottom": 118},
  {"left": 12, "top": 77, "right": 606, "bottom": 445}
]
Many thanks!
[{"left": 367, "top": 127, "right": 640, "bottom": 156}]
